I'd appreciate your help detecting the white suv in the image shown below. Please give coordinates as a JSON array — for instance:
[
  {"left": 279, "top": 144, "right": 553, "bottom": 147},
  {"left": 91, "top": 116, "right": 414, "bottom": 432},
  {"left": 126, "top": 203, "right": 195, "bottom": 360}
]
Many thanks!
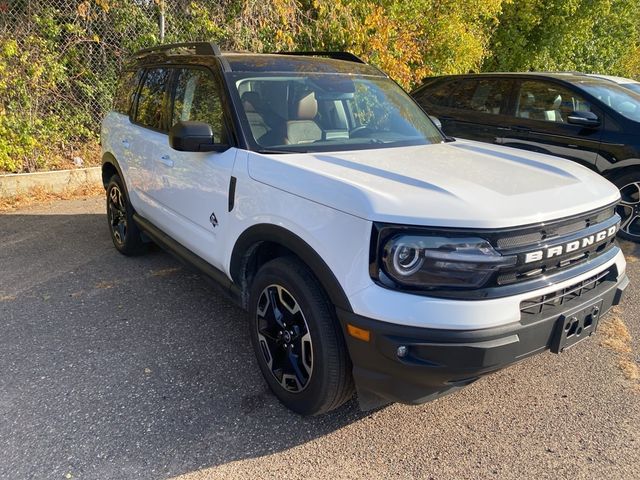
[{"left": 101, "top": 43, "right": 629, "bottom": 415}]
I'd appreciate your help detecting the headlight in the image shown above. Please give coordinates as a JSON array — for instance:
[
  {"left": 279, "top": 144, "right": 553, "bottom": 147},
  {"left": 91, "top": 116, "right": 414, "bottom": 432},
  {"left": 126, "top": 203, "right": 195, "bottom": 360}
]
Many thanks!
[{"left": 381, "top": 234, "right": 517, "bottom": 289}]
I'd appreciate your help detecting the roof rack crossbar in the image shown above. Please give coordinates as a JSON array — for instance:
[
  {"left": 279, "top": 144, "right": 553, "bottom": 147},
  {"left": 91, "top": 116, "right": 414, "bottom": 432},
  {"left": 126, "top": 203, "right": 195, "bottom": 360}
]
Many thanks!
[
  {"left": 276, "top": 51, "right": 366, "bottom": 64},
  {"left": 133, "top": 42, "right": 222, "bottom": 58}
]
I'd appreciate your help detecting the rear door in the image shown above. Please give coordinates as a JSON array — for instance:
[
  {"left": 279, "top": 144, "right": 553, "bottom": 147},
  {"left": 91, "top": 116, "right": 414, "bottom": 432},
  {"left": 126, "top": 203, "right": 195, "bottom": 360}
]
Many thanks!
[
  {"left": 415, "top": 78, "right": 514, "bottom": 144},
  {"left": 128, "top": 66, "right": 173, "bottom": 220},
  {"left": 502, "top": 79, "right": 603, "bottom": 168},
  {"left": 412, "top": 78, "right": 457, "bottom": 131},
  {"left": 446, "top": 78, "right": 514, "bottom": 144},
  {"left": 102, "top": 69, "right": 143, "bottom": 198}
]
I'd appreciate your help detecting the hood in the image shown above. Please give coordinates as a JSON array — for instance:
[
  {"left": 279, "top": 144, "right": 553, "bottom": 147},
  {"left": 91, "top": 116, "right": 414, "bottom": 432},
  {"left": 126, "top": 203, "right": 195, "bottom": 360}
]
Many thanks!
[{"left": 247, "top": 140, "right": 620, "bottom": 229}]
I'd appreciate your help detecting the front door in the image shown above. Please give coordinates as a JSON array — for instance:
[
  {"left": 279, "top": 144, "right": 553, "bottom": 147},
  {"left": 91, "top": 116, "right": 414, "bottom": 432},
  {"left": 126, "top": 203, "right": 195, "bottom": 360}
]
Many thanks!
[
  {"left": 502, "top": 79, "right": 603, "bottom": 168},
  {"left": 150, "top": 66, "right": 237, "bottom": 271}
]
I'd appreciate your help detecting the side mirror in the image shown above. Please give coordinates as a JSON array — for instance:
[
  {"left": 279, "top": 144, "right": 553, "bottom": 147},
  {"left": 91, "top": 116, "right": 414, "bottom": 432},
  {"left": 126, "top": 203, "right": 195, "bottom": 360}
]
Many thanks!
[
  {"left": 169, "top": 121, "right": 229, "bottom": 152},
  {"left": 567, "top": 111, "right": 600, "bottom": 128},
  {"left": 429, "top": 115, "right": 442, "bottom": 129}
]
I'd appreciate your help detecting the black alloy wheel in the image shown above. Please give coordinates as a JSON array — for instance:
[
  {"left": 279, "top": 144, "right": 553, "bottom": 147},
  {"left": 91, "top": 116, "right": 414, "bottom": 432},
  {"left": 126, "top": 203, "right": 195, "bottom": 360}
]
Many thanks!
[
  {"left": 612, "top": 171, "right": 640, "bottom": 242},
  {"left": 108, "top": 183, "right": 128, "bottom": 247},
  {"left": 249, "top": 257, "right": 354, "bottom": 415},
  {"left": 106, "top": 174, "right": 147, "bottom": 255},
  {"left": 256, "top": 284, "right": 314, "bottom": 393}
]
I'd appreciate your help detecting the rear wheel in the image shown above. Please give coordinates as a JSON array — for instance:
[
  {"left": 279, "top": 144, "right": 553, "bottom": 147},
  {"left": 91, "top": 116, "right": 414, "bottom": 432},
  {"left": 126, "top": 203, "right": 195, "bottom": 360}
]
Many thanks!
[
  {"left": 611, "top": 171, "right": 640, "bottom": 242},
  {"left": 106, "top": 175, "right": 147, "bottom": 255},
  {"left": 249, "top": 257, "right": 354, "bottom": 415}
]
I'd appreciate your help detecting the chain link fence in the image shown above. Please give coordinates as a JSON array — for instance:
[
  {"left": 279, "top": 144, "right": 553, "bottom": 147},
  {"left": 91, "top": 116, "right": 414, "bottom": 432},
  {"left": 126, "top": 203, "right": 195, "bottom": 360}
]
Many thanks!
[{"left": 0, "top": 0, "right": 225, "bottom": 171}]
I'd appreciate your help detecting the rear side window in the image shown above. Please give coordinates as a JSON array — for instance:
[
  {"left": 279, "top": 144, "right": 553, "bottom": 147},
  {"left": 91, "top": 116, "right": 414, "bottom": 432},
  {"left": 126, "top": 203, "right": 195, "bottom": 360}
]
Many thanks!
[
  {"left": 135, "top": 68, "right": 171, "bottom": 130},
  {"left": 414, "top": 80, "right": 455, "bottom": 107},
  {"left": 171, "top": 68, "right": 227, "bottom": 143},
  {"left": 113, "top": 69, "right": 142, "bottom": 115},
  {"left": 450, "top": 79, "right": 510, "bottom": 115}
]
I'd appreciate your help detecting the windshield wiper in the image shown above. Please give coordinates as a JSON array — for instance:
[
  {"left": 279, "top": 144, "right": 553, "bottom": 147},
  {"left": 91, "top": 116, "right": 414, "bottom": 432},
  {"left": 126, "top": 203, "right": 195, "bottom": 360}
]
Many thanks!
[{"left": 255, "top": 148, "right": 309, "bottom": 154}]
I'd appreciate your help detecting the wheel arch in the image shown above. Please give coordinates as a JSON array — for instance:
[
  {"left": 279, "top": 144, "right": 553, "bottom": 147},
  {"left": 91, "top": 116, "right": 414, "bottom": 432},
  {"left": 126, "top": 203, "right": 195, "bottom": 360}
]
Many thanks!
[
  {"left": 101, "top": 152, "right": 128, "bottom": 193},
  {"left": 230, "top": 224, "right": 353, "bottom": 313},
  {"left": 602, "top": 162, "right": 640, "bottom": 181}
]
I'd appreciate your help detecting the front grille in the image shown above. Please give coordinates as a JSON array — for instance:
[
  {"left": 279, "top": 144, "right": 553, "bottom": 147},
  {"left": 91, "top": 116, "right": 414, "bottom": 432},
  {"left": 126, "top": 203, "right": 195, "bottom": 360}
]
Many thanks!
[
  {"left": 491, "top": 205, "right": 619, "bottom": 287},
  {"left": 495, "top": 205, "right": 615, "bottom": 250},
  {"left": 520, "top": 268, "right": 614, "bottom": 317}
]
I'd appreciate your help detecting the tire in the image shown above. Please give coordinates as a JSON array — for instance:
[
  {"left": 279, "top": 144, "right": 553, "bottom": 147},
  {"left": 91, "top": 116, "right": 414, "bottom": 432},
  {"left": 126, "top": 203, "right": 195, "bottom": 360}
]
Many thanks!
[
  {"left": 249, "top": 256, "right": 355, "bottom": 415},
  {"left": 106, "top": 174, "right": 147, "bottom": 255},
  {"left": 611, "top": 170, "right": 640, "bottom": 242}
]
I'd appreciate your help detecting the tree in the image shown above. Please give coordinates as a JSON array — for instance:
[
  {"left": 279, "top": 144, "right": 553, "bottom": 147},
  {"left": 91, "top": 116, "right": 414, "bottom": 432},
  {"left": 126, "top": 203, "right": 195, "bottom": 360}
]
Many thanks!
[
  {"left": 484, "top": 0, "right": 640, "bottom": 78},
  {"left": 307, "top": 0, "right": 506, "bottom": 88}
]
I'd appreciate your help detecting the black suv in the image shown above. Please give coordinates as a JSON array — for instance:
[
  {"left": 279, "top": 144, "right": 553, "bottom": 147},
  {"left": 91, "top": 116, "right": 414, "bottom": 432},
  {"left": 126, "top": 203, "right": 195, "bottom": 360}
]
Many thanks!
[{"left": 412, "top": 73, "right": 640, "bottom": 242}]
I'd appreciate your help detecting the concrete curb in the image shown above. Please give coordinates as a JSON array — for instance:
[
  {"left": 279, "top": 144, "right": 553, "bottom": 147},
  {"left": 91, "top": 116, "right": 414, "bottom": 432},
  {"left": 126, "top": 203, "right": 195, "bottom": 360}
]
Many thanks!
[{"left": 0, "top": 167, "right": 102, "bottom": 199}]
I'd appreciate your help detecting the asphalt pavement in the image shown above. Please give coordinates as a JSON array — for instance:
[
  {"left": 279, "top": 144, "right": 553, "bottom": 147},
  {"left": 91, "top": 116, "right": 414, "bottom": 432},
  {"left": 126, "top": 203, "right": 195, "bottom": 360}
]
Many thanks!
[{"left": 1, "top": 196, "right": 638, "bottom": 480}]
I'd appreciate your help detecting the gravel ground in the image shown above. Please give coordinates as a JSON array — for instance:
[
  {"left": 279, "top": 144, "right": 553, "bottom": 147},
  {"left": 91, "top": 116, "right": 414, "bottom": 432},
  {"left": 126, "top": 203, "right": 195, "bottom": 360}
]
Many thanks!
[{"left": 0, "top": 196, "right": 638, "bottom": 480}]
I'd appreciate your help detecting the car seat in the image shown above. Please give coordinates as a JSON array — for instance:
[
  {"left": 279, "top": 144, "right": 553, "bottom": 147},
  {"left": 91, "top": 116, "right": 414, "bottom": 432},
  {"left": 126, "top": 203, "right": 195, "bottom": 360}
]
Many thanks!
[{"left": 285, "top": 92, "right": 323, "bottom": 145}]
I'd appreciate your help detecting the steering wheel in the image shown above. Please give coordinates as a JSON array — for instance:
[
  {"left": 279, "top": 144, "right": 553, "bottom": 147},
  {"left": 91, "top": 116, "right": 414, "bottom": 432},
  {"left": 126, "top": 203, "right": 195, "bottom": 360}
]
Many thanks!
[{"left": 350, "top": 126, "right": 373, "bottom": 138}]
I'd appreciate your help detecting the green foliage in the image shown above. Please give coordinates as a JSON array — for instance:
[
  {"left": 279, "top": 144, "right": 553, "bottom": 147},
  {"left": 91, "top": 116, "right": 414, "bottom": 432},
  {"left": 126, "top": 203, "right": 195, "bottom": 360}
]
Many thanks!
[
  {"left": 1, "top": 0, "right": 639, "bottom": 173},
  {"left": 484, "top": 0, "right": 640, "bottom": 77}
]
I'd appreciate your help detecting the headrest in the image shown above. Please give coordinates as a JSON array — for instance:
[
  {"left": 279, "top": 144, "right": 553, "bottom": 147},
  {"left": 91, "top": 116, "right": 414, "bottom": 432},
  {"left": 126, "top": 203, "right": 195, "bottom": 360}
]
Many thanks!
[
  {"left": 293, "top": 92, "right": 317, "bottom": 120},
  {"left": 522, "top": 92, "right": 535, "bottom": 106},
  {"left": 241, "top": 91, "right": 261, "bottom": 112}
]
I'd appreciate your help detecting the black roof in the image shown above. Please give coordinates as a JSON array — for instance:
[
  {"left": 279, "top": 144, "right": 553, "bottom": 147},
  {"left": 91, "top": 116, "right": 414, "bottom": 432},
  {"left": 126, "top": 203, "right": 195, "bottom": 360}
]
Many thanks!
[
  {"left": 222, "top": 53, "right": 384, "bottom": 76},
  {"left": 126, "top": 42, "right": 385, "bottom": 76},
  {"left": 417, "top": 71, "right": 616, "bottom": 87}
]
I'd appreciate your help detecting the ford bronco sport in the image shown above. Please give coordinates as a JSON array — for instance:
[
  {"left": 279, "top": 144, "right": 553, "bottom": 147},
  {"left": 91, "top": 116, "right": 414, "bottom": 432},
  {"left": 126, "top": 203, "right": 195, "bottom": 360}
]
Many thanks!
[{"left": 101, "top": 42, "right": 629, "bottom": 415}]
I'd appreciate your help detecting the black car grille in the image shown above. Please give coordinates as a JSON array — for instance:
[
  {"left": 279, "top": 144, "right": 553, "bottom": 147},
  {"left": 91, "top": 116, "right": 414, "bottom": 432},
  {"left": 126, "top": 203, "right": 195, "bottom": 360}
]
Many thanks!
[
  {"left": 490, "top": 204, "right": 619, "bottom": 287},
  {"left": 520, "top": 268, "right": 615, "bottom": 319},
  {"left": 495, "top": 205, "right": 615, "bottom": 250}
]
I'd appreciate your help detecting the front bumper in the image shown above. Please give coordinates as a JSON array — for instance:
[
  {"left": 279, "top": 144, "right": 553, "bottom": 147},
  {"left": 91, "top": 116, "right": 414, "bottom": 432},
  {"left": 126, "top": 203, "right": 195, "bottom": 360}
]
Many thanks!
[{"left": 338, "top": 270, "right": 629, "bottom": 410}]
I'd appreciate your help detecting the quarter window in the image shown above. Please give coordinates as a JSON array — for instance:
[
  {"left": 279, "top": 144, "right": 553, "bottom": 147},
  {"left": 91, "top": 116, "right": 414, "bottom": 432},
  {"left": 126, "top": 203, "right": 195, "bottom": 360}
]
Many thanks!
[
  {"left": 171, "top": 68, "right": 226, "bottom": 144},
  {"left": 135, "top": 68, "right": 171, "bottom": 130},
  {"left": 515, "top": 80, "right": 592, "bottom": 123},
  {"left": 414, "top": 81, "right": 455, "bottom": 107},
  {"left": 113, "top": 69, "right": 142, "bottom": 115}
]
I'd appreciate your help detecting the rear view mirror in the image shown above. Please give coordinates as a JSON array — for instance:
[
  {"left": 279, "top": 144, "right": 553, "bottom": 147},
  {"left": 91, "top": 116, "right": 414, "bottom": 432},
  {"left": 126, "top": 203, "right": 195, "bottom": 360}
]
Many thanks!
[
  {"left": 429, "top": 115, "right": 442, "bottom": 129},
  {"left": 567, "top": 111, "right": 600, "bottom": 128},
  {"left": 169, "top": 121, "right": 229, "bottom": 152}
]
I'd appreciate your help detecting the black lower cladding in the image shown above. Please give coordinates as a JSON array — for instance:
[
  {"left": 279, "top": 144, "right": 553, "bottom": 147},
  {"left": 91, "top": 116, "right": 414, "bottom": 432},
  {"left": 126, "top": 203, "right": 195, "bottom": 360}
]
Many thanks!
[{"left": 337, "top": 270, "right": 629, "bottom": 407}]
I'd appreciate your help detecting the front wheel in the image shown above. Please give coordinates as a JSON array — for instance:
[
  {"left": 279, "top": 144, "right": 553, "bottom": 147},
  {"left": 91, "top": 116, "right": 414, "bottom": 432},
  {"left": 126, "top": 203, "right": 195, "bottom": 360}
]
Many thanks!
[
  {"left": 612, "top": 171, "right": 640, "bottom": 242},
  {"left": 249, "top": 257, "right": 354, "bottom": 415}
]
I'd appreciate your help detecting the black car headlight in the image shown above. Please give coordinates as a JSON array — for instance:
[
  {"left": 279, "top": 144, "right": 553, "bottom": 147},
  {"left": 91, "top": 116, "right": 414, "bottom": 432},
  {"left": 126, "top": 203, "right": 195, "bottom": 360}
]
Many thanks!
[{"left": 379, "top": 234, "right": 517, "bottom": 289}]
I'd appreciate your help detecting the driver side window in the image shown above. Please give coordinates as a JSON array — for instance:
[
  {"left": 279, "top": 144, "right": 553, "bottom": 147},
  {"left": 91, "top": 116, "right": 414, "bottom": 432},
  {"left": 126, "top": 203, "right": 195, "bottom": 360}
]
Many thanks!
[
  {"left": 516, "top": 81, "right": 592, "bottom": 123},
  {"left": 171, "top": 68, "right": 227, "bottom": 144}
]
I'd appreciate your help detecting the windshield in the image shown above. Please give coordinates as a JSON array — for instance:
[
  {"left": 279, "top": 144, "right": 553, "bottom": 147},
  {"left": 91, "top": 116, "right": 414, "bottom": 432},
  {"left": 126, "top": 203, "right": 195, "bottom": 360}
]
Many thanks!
[
  {"left": 622, "top": 82, "right": 640, "bottom": 95},
  {"left": 229, "top": 73, "right": 443, "bottom": 153},
  {"left": 577, "top": 80, "right": 640, "bottom": 122}
]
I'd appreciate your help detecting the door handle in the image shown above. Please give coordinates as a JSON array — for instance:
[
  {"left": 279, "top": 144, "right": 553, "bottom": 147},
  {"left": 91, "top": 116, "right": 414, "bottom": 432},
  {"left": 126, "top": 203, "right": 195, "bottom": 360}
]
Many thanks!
[
  {"left": 158, "top": 155, "right": 174, "bottom": 167},
  {"left": 512, "top": 126, "right": 531, "bottom": 133},
  {"left": 121, "top": 139, "right": 130, "bottom": 149}
]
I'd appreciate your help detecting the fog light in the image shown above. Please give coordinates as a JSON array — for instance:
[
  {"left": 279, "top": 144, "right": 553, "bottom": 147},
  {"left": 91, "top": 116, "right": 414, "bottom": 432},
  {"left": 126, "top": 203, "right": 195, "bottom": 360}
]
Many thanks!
[{"left": 397, "top": 345, "right": 409, "bottom": 358}]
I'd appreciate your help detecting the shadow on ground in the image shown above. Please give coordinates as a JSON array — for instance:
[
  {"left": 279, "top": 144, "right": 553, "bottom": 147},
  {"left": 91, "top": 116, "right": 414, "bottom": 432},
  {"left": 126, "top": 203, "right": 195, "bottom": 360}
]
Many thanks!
[{"left": 0, "top": 213, "right": 367, "bottom": 480}]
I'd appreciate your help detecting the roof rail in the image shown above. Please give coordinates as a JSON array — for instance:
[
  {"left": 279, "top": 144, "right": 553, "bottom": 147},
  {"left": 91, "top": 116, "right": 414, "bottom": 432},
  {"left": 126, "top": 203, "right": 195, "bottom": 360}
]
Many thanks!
[
  {"left": 276, "top": 51, "right": 366, "bottom": 64},
  {"left": 132, "top": 42, "right": 222, "bottom": 58}
]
